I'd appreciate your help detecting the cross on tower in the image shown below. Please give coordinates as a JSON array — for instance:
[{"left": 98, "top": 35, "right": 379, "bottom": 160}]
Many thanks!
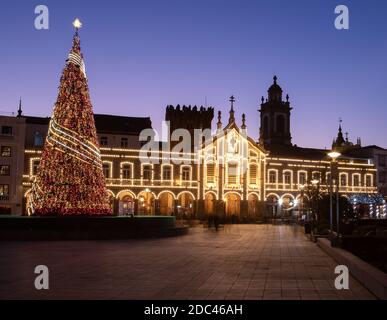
[
  {"left": 229, "top": 95, "right": 235, "bottom": 110},
  {"left": 228, "top": 95, "right": 235, "bottom": 124}
]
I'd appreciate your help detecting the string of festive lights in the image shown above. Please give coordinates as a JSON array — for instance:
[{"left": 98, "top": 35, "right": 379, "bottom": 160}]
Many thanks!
[{"left": 27, "top": 20, "right": 112, "bottom": 216}]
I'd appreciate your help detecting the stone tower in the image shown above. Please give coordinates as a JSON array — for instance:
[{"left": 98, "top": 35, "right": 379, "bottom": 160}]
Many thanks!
[
  {"left": 165, "top": 105, "right": 214, "bottom": 150},
  {"left": 259, "top": 76, "right": 292, "bottom": 149}
]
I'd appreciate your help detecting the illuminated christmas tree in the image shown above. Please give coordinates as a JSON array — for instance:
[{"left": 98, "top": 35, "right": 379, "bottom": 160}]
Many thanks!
[{"left": 28, "top": 19, "right": 112, "bottom": 216}]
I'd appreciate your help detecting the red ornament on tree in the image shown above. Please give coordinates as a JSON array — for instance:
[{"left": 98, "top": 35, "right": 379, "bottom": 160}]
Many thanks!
[{"left": 28, "top": 19, "right": 112, "bottom": 216}]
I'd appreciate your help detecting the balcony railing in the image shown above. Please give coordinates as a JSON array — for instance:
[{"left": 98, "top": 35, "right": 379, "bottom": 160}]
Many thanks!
[
  {"left": 105, "top": 178, "right": 198, "bottom": 188},
  {"left": 265, "top": 182, "right": 378, "bottom": 194}
]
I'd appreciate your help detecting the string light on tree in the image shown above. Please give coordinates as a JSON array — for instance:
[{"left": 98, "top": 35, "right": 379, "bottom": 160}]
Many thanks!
[{"left": 27, "top": 19, "right": 112, "bottom": 216}]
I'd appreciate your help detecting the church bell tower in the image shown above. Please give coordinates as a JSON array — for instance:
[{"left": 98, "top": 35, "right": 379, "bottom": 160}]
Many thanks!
[{"left": 259, "top": 76, "right": 292, "bottom": 149}]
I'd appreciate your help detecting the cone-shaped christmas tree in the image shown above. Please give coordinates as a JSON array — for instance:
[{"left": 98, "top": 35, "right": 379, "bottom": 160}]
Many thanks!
[{"left": 28, "top": 19, "right": 112, "bottom": 216}]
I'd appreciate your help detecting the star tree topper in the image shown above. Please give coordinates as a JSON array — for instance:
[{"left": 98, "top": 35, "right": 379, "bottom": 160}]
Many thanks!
[{"left": 73, "top": 18, "right": 82, "bottom": 30}]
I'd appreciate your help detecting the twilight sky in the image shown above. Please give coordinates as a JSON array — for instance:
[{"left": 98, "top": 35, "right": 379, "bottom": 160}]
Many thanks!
[{"left": 1, "top": 0, "right": 386, "bottom": 148}]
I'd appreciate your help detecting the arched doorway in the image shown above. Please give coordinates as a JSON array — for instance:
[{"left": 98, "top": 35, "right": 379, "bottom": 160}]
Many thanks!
[
  {"left": 158, "top": 191, "right": 175, "bottom": 216},
  {"left": 204, "top": 192, "right": 216, "bottom": 216},
  {"left": 296, "top": 194, "right": 308, "bottom": 221},
  {"left": 120, "top": 195, "right": 134, "bottom": 215},
  {"left": 117, "top": 191, "right": 135, "bottom": 216},
  {"left": 225, "top": 193, "right": 241, "bottom": 221},
  {"left": 178, "top": 192, "right": 195, "bottom": 219},
  {"left": 266, "top": 194, "right": 279, "bottom": 219},
  {"left": 248, "top": 193, "right": 259, "bottom": 219},
  {"left": 138, "top": 191, "right": 155, "bottom": 215}
]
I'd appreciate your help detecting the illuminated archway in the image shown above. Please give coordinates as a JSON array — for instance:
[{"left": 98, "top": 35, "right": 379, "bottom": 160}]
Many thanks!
[
  {"left": 204, "top": 192, "right": 216, "bottom": 216},
  {"left": 266, "top": 193, "right": 279, "bottom": 218},
  {"left": 224, "top": 192, "right": 241, "bottom": 218},
  {"left": 117, "top": 190, "right": 135, "bottom": 216},
  {"left": 296, "top": 193, "right": 308, "bottom": 213},
  {"left": 116, "top": 189, "right": 136, "bottom": 200},
  {"left": 177, "top": 191, "right": 195, "bottom": 218},
  {"left": 158, "top": 191, "right": 175, "bottom": 215},
  {"left": 248, "top": 193, "right": 259, "bottom": 217},
  {"left": 138, "top": 190, "right": 155, "bottom": 215}
]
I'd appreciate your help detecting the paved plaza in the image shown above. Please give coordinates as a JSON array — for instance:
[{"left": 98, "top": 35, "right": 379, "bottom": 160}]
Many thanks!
[{"left": 0, "top": 225, "right": 375, "bottom": 300}]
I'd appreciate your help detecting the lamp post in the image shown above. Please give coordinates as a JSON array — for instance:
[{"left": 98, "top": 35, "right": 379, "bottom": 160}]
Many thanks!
[
  {"left": 328, "top": 151, "right": 341, "bottom": 242},
  {"left": 299, "top": 184, "right": 305, "bottom": 222},
  {"left": 308, "top": 179, "right": 319, "bottom": 229}
]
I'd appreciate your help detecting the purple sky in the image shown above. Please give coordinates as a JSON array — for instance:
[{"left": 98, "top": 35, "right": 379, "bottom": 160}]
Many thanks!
[{"left": 1, "top": 0, "right": 386, "bottom": 148}]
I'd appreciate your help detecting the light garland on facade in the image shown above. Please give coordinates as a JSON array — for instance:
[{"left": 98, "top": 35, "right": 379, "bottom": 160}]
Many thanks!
[{"left": 21, "top": 69, "right": 381, "bottom": 217}]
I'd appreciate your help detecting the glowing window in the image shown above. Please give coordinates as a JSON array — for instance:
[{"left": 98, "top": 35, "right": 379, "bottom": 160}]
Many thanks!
[
  {"left": 206, "top": 163, "right": 215, "bottom": 184},
  {"left": 269, "top": 171, "right": 277, "bottom": 184},
  {"left": 122, "top": 164, "right": 132, "bottom": 179},
  {"left": 182, "top": 167, "right": 190, "bottom": 181}
]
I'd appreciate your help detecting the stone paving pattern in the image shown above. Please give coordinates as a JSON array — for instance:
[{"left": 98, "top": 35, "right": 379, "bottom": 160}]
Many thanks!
[{"left": 0, "top": 225, "right": 376, "bottom": 300}]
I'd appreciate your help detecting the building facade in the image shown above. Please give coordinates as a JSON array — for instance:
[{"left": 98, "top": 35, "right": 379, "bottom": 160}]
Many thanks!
[
  {"left": 0, "top": 105, "right": 26, "bottom": 215},
  {"left": 4, "top": 77, "right": 382, "bottom": 219}
]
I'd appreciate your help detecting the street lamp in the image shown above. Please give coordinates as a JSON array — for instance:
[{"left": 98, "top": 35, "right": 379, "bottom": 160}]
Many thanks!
[{"left": 328, "top": 151, "right": 341, "bottom": 243}]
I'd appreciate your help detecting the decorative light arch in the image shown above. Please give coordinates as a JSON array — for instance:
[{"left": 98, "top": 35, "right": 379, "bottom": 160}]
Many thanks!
[
  {"left": 177, "top": 191, "right": 196, "bottom": 201},
  {"left": 265, "top": 192, "right": 280, "bottom": 200},
  {"left": 116, "top": 189, "right": 136, "bottom": 200},
  {"left": 204, "top": 190, "right": 218, "bottom": 200},
  {"left": 137, "top": 189, "right": 157, "bottom": 200},
  {"left": 223, "top": 191, "right": 242, "bottom": 201},
  {"left": 106, "top": 189, "right": 115, "bottom": 198},
  {"left": 248, "top": 192, "right": 260, "bottom": 201},
  {"left": 280, "top": 193, "right": 295, "bottom": 200},
  {"left": 157, "top": 190, "right": 177, "bottom": 200}
]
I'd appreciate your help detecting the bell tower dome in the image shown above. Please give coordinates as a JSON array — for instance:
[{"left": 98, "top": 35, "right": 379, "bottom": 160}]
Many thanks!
[
  {"left": 259, "top": 76, "right": 292, "bottom": 149},
  {"left": 268, "top": 75, "right": 283, "bottom": 102}
]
